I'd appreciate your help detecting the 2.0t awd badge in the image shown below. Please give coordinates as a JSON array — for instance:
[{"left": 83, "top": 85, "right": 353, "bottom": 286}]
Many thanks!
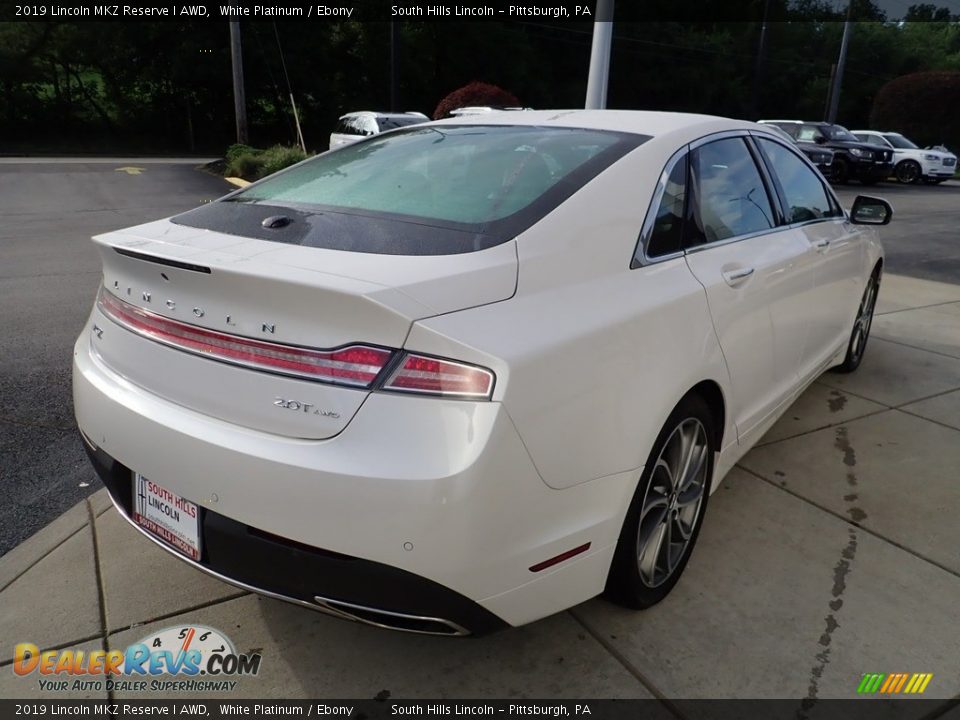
[{"left": 273, "top": 397, "right": 340, "bottom": 419}]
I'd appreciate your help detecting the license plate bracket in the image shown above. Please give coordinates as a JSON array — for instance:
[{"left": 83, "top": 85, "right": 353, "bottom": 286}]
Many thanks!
[{"left": 132, "top": 473, "right": 201, "bottom": 561}]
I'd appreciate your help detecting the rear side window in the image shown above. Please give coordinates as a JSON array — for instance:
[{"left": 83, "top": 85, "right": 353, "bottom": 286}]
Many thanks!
[
  {"left": 797, "top": 125, "right": 824, "bottom": 143},
  {"left": 757, "top": 139, "right": 841, "bottom": 223},
  {"left": 857, "top": 134, "right": 885, "bottom": 147},
  {"left": 772, "top": 123, "right": 799, "bottom": 140},
  {"left": 690, "top": 138, "right": 775, "bottom": 243},
  {"left": 334, "top": 117, "right": 370, "bottom": 136},
  {"left": 646, "top": 155, "right": 687, "bottom": 258}
]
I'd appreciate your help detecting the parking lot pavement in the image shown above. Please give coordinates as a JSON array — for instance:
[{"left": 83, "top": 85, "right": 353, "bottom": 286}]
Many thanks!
[
  {"left": 0, "top": 160, "right": 234, "bottom": 554},
  {"left": 835, "top": 181, "right": 960, "bottom": 285},
  {"left": 2, "top": 271, "right": 959, "bottom": 705}
]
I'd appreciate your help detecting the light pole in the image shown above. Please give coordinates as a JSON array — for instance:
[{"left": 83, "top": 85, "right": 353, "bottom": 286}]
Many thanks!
[
  {"left": 229, "top": 21, "right": 248, "bottom": 144},
  {"left": 752, "top": 0, "right": 771, "bottom": 117},
  {"left": 585, "top": 0, "right": 614, "bottom": 109},
  {"left": 390, "top": 22, "right": 400, "bottom": 112},
  {"left": 826, "top": 2, "right": 853, "bottom": 123}
]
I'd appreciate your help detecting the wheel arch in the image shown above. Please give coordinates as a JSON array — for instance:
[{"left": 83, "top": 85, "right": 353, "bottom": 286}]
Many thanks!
[{"left": 684, "top": 379, "right": 726, "bottom": 452}]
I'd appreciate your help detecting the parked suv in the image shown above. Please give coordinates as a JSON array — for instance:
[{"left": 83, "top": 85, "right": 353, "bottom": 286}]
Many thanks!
[
  {"left": 761, "top": 123, "right": 834, "bottom": 178},
  {"left": 759, "top": 120, "right": 893, "bottom": 184},
  {"left": 329, "top": 111, "right": 428, "bottom": 150},
  {"left": 852, "top": 130, "right": 957, "bottom": 184}
]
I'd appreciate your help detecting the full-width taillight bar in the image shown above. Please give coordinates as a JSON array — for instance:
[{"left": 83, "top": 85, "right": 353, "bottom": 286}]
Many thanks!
[
  {"left": 97, "top": 288, "right": 391, "bottom": 387},
  {"left": 96, "top": 288, "right": 495, "bottom": 399}
]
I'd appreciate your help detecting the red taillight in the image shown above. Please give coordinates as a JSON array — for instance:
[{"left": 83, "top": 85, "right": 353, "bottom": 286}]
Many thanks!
[
  {"left": 97, "top": 289, "right": 392, "bottom": 387},
  {"left": 382, "top": 353, "right": 494, "bottom": 399}
]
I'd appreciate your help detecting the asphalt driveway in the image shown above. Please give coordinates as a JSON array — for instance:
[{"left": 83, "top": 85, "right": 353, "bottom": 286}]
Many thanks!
[{"left": 0, "top": 159, "right": 232, "bottom": 553}]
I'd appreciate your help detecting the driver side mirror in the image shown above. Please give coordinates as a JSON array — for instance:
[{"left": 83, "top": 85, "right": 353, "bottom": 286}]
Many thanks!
[
  {"left": 850, "top": 195, "right": 893, "bottom": 225},
  {"left": 814, "top": 136, "right": 827, "bottom": 145}
]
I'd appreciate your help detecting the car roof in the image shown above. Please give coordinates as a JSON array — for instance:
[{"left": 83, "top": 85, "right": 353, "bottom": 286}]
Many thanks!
[
  {"left": 339, "top": 111, "right": 427, "bottom": 120},
  {"left": 431, "top": 109, "right": 756, "bottom": 139},
  {"left": 759, "top": 119, "right": 832, "bottom": 126}
]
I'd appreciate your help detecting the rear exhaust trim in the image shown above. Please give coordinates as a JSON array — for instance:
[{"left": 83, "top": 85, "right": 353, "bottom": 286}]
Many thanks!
[{"left": 314, "top": 596, "right": 470, "bottom": 637}]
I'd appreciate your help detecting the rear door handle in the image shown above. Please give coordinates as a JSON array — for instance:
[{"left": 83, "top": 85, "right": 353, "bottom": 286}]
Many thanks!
[{"left": 722, "top": 267, "right": 755, "bottom": 285}]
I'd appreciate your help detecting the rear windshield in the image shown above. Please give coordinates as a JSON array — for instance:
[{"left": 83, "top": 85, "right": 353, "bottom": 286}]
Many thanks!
[
  {"left": 231, "top": 125, "right": 643, "bottom": 228},
  {"left": 172, "top": 125, "right": 647, "bottom": 256}
]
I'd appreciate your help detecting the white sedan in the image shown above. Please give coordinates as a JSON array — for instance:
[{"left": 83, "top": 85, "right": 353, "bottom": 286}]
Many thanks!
[{"left": 73, "top": 111, "right": 890, "bottom": 635}]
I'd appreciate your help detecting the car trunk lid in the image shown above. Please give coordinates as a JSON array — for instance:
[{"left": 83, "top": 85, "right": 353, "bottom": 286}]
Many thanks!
[{"left": 90, "top": 218, "right": 516, "bottom": 440}]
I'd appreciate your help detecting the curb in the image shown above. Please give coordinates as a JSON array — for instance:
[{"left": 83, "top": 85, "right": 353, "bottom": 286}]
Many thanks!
[{"left": 225, "top": 176, "right": 251, "bottom": 188}]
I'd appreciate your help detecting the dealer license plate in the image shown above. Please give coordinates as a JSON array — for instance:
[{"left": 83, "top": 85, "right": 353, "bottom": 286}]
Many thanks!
[{"left": 133, "top": 473, "right": 201, "bottom": 561}]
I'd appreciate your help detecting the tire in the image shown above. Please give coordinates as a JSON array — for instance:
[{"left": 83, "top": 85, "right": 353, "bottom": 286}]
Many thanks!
[
  {"left": 895, "top": 160, "right": 921, "bottom": 184},
  {"left": 831, "top": 157, "right": 850, "bottom": 184},
  {"left": 605, "top": 394, "right": 715, "bottom": 609},
  {"left": 833, "top": 270, "right": 880, "bottom": 374}
]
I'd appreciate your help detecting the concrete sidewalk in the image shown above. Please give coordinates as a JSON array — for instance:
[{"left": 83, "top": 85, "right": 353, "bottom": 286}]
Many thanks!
[{"left": 3, "top": 273, "right": 960, "bottom": 707}]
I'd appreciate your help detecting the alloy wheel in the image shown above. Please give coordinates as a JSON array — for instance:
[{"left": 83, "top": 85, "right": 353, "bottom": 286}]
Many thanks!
[
  {"left": 635, "top": 418, "right": 709, "bottom": 588},
  {"left": 896, "top": 161, "right": 920, "bottom": 184}
]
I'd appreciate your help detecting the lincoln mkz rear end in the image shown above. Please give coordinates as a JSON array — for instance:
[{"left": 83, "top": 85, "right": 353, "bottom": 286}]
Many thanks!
[{"left": 78, "top": 113, "right": 874, "bottom": 636}]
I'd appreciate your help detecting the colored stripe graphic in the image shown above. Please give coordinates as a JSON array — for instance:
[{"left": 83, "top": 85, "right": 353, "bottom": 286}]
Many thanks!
[
  {"left": 857, "top": 673, "right": 885, "bottom": 694},
  {"left": 857, "top": 673, "right": 932, "bottom": 694}
]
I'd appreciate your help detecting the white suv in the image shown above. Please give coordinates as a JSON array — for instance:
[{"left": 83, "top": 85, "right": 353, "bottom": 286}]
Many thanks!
[
  {"left": 853, "top": 130, "right": 957, "bottom": 184},
  {"left": 329, "top": 111, "right": 428, "bottom": 150}
]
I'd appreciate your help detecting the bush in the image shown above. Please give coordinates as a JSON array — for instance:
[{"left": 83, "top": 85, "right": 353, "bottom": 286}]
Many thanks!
[
  {"left": 870, "top": 72, "right": 960, "bottom": 153},
  {"left": 259, "top": 145, "right": 308, "bottom": 177},
  {"left": 225, "top": 143, "right": 255, "bottom": 162},
  {"left": 225, "top": 151, "right": 264, "bottom": 180},
  {"left": 432, "top": 81, "right": 520, "bottom": 120},
  {"left": 224, "top": 144, "right": 309, "bottom": 181}
]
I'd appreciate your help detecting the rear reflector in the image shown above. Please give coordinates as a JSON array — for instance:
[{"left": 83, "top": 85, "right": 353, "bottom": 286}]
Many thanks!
[
  {"left": 97, "top": 288, "right": 392, "bottom": 387},
  {"left": 383, "top": 353, "right": 494, "bottom": 399},
  {"left": 529, "top": 543, "right": 592, "bottom": 573}
]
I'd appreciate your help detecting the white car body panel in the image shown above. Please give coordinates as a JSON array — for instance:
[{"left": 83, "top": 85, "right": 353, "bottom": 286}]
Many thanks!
[{"left": 73, "top": 110, "right": 886, "bottom": 632}]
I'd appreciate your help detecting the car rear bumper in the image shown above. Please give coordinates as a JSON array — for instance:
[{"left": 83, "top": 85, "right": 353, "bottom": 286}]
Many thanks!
[
  {"left": 83, "top": 438, "right": 503, "bottom": 635},
  {"left": 73, "top": 328, "right": 637, "bottom": 632}
]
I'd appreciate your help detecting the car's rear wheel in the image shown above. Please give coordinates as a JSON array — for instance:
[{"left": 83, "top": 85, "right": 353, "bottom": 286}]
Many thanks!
[
  {"left": 833, "top": 270, "right": 880, "bottom": 374},
  {"left": 895, "top": 160, "right": 921, "bottom": 184},
  {"left": 605, "top": 394, "right": 714, "bottom": 609}
]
